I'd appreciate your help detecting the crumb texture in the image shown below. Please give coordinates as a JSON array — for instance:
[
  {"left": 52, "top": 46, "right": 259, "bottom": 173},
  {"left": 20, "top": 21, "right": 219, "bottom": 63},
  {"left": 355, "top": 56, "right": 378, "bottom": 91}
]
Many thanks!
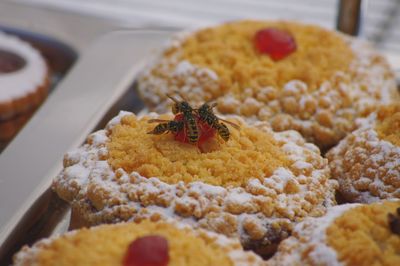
[
  {"left": 327, "top": 201, "right": 400, "bottom": 266},
  {"left": 175, "top": 20, "right": 353, "bottom": 93},
  {"left": 53, "top": 111, "right": 337, "bottom": 255},
  {"left": 327, "top": 105, "right": 400, "bottom": 203},
  {"left": 267, "top": 201, "right": 400, "bottom": 266},
  {"left": 108, "top": 114, "right": 289, "bottom": 187},
  {"left": 13, "top": 220, "right": 265, "bottom": 266},
  {"left": 376, "top": 104, "right": 400, "bottom": 147},
  {"left": 138, "top": 20, "right": 398, "bottom": 149}
]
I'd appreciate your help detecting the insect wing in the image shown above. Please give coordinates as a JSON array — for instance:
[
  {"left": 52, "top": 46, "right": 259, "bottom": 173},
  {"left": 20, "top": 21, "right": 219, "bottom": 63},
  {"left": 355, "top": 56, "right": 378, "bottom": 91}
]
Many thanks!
[
  {"left": 148, "top": 119, "right": 172, "bottom": 123},
  {"left": 218, "top": 118, "right": 240, "bottom": 130}
]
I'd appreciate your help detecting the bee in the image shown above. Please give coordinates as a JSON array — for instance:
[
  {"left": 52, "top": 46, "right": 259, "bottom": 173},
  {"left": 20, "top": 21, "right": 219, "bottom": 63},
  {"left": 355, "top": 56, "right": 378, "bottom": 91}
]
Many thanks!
[
  {"left": 196, "top": 102, "right": 239, "bottom": 141},
  {"left": 166, "top": 93, "right": 199, "bottom": 144},
  {"left": 147, "top": 119, "right": 184, "bottom": 135}
]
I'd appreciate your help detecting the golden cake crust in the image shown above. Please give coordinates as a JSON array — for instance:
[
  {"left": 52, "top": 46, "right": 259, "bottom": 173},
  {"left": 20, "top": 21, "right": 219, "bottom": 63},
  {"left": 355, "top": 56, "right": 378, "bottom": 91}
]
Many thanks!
[
  {"left": 376, "top": 104, "right": 400, "bottom": 146},
  {"left": 53, "top": 111, "right": 337, "bottom": 256},
  {"left": 137, "top": 20, "right": 398, "bottom": 150},
  {"left": 267, "top": 201, "right": 400, "bottom": 266},
  {"left": 327, "top": 104, "right": 400, "bottom": 203},
  {"left": 0, "top": 75, "right": 49, "bottom": 120},
  {"left": 107, "top": 114, "right": 290, "bottom": 187},
  {"left": 13, "top": 220, "right": 266, "bottom": 266},
  {"left": 326, "top": 201, "right": 400, "bottom": 266}
]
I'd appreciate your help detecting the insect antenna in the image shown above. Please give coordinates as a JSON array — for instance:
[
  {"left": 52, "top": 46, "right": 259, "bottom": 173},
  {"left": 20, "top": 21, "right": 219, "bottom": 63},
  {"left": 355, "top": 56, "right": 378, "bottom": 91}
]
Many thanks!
[
  {"left": 166, "top": 93, "right": 180, "bottom": 103},
  {"left": 174, "top": 90, "right": 188, "bottom": 102},
  {"left": 209, "top": 102, "right": 217, "bottom": 108},
  {"left": 193, "top": 101, "right": 217, "bottom": 112}
]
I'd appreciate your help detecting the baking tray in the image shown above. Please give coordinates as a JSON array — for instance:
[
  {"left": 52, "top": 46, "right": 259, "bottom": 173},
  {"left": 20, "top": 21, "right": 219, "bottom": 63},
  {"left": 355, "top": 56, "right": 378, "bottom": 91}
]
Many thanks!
[
  {"left": 0, "top": 26, "right": 78, "bottom": 152},
  {"left": 0, "top": 29, "right": 174, "bottom": 265},
  {"left": 1, "top": 28, "right": 399, "bottom": 266}
]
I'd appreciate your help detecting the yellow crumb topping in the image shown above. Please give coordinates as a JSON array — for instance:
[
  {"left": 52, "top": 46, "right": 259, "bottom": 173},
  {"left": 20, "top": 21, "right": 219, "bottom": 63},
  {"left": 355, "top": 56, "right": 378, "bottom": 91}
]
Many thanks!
[
  {"left": 108, "top": 114, "right": 289, "bottom": 187},
  {"left": 376, "top": 104, "right": 400, "bottom": 146},
  {"left": 326, "top": 201, "right": 400, "bottom": 266},
  {"left": 35, "top": 220, "right": 233, "bottom": 266},
  {"left": 169, "top": 20, "right": 353, "bottom": 97}
]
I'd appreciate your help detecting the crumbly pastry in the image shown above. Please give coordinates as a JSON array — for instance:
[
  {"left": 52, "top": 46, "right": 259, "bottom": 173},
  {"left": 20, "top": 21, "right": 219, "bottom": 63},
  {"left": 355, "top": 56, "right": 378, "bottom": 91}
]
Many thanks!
[
  {"left": 53, "top": 111, "right": 337, "bottom": 256},
  {"left": 327, "top": 104, "right": 400, "bottom": 203},
  {"left": 137, "top": 20, "right": 398, "bottom": 149},
  {"left": 0, "top": 108, "right": 34, "bottom": 141},
  {"left": 267, "top": 201, "right": 400, "bottom": 266},
  {"left": 0, "top": 31, "right": 49, "bottom": 120},
  {"left": 13, "top": 219, "right": 265, "bottom": 266}
]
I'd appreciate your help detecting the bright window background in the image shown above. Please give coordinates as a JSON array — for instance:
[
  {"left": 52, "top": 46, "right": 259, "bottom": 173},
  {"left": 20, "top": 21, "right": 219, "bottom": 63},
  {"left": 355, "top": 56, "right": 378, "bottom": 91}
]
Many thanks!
[{"left": 15, "top": 0, "right": 400, "bottom": 53}]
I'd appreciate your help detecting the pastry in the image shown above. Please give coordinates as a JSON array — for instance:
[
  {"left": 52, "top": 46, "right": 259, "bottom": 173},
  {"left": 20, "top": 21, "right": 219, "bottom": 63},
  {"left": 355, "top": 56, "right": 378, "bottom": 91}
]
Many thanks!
[
  {"left": 327, "top": 104, "right": 400, "bottom": 203},
  {"left": 13, "top": 219, "right": 265, "bottom": 266},
  {"left": 53, "top": 110, "right": 337, "bottom": 256},
  {"left": 267, "top": 200, "right": 400, "bottom": 266},
  {"left": 137, "top": 20, "right": 398, "bottom": 150},
  {"left": 0, "top": 108, "right": 34, "bottom": 142},
  {"left": 0, "top": 31, "right": 49, "bottom": 120}
]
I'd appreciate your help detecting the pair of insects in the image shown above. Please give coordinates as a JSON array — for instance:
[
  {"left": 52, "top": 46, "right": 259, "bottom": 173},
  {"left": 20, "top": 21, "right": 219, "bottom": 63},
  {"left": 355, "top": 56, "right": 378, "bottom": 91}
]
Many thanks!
[{"left": 148, "top": 93, "right": 239, "bottom": 144}]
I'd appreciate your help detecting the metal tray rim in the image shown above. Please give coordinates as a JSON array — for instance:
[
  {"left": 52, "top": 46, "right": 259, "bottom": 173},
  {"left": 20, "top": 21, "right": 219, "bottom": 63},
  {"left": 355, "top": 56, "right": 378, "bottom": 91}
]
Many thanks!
[{"left": 0, "top": 29, "right": 175, "bottom": 258}]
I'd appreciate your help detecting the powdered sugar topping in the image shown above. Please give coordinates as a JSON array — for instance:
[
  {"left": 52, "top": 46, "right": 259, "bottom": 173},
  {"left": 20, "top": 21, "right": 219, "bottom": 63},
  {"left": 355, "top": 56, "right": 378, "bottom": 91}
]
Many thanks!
[
  {"left": 267, "top": 204, "right": 359, "bottom": 266},
  {"left": 0, "top": 31, "right": 47, "bottom": 102},
  {"left": 137, "top": 25, "right": 397, "bottom": 149},
  {"left": 53, "top": 111, "right": 337, "bottom": 251}
]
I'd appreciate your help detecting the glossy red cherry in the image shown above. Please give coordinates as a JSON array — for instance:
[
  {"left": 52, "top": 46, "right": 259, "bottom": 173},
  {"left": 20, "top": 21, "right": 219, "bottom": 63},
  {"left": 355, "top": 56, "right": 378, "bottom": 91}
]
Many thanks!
[
  {"left": 174, "top": 127, "right": 189, "bottom": 143},
  {"left": 123, "top": 235, "right": 169, "bottom": 266},
  {"left": 254, "top": 28, "right": 296, "bottom": 61},
  {"left": 197, "top": 119, "right": 216, "bottom": 145}
]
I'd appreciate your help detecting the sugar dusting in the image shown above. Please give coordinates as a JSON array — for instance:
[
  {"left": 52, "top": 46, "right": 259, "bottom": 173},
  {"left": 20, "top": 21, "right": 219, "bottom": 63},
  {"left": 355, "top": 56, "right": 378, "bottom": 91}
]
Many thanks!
[
  {"left": 267, "top": 204, "right": 358, "bottom": 266},
  {"left": 13, "top": 219, "right": 265, "bottom": 266},
  {"left": 0, "top": 31, "right": 47, "bottom": 102},
  {"left": 327, "top": 113, "right": 400, "bottom": 203},
  {"left": 53, "top": 111, "right": 337, "bottom": 251},
  {"left": 137, "top": 24, "right": 397, "bottom": 149}
]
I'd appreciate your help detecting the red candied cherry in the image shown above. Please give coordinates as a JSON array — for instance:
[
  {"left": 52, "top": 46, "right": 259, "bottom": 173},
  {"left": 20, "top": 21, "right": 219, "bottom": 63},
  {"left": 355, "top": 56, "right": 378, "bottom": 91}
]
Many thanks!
[
  {"left": 173, "top": 113, "right": 189, "bottom": 143},
  {"left": 254, "top": 28, "right": 296, "bottom": 61},
  {"left": 174, "top": 127, "right": 189, "bottom": 143},
  {"left": 123, "top": 235, "right": 169, "bottom": 266},
  {"left": 197, "top": 119, "right": 216, "bottom": 145}
]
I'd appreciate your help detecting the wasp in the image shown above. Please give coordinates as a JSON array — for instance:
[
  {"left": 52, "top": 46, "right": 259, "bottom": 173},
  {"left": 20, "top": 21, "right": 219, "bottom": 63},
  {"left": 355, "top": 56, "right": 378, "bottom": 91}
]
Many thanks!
[
  {"left": 147, "top": 119, "right": 184, "bottom": 135},
  {"left": 196, "top": 102, "right": 240, "bottom": 141},
  {"left": 388, "top": 207, "right": 400, "bottom": 235},
  {"left": 166, "top": 93, "right": 199, "bottom": 144}
]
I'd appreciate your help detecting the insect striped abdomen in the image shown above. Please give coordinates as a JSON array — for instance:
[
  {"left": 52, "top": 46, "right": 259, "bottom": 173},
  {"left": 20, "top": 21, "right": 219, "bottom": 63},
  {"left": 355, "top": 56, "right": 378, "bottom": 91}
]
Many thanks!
[{"left": 186, "top": 117, "right": 199, "bottom": 143}]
